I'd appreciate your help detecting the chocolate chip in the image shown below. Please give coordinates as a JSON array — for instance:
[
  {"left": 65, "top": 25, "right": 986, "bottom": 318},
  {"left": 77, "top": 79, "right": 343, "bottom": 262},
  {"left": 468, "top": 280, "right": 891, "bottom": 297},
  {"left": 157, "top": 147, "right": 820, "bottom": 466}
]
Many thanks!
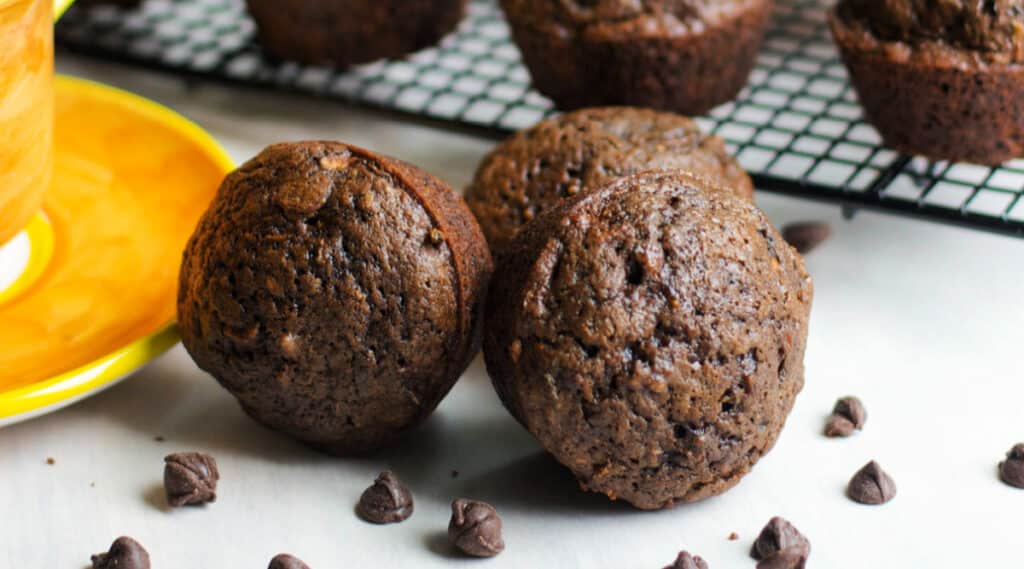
[
  {"left": 781, "top": 222, "right": 831, "bottom": 254},
  {"left": 750, "top": 517, "right": 810, "bottom": 561},
  {"left": 163, "top": 452, "right": 219, "bottom": 507},
  {"left": 268, "top": 553, "right": 310, "bottom": 569},
  {"left": 91, "top": 536, "right": 150, "bottom": 569},
  {"left": 999, "top": 443, "right": 1024, "bottom": 489},
  {"left": 824, "top": 415, "right": 856, "bottom": 437},
  {"left": 833, "top": 396, "right": 867, "bottom": 429},
  {"left": 356, "top": 471, "right": 414, "bottom": 524},
  {"left": 448, "top": 498, "right": 505, "bottom": 557},
  {"left": 847, "top": 460, "right": 897, "bottom": 504},
  {"left": 727, "top": 532, "right": 739, "bottom": 541},
  {"left": 451, "top": 469, "right": 460, "bottom": 479},
  {"left": 46, "top": 457, "right": 55, "bottom": 465},
  {"left": 154, "top": 436, "right": 165, "bottom": 443},
  {"left": 756, "top": 546, "right": 808, "bottom": 569},
  {"left": 663, "top": 550, "right": 708, "bottom": 569}
]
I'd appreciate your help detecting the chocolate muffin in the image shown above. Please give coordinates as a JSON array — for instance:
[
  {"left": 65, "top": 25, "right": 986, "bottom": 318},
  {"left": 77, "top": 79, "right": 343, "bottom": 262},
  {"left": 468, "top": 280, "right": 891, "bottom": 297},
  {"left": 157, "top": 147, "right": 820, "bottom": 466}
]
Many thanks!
[
  {"left": 830, "top": 0, "right": 1024, "bottom": 164},
  {"left": 466, "top": 107, "right": 754, "bottom": 255},
  {"left": 245, "top": 0, "right": 467, "bottom": 67},
  {"left": 500, "top": 0, "right": 774, "bottom": 115},
  {"left": 484, "top": 170, "right": 812, "bottom": 510},
  {"left": 178, "top": 141, "right": 492, "bottom": 454}
]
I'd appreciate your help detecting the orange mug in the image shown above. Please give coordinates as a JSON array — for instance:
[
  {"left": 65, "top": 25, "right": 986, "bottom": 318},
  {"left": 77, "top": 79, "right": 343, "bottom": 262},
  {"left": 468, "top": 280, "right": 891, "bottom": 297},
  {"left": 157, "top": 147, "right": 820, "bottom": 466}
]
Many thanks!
[{"left": 0, "top": 0, "right": 72, "bottom": 246}]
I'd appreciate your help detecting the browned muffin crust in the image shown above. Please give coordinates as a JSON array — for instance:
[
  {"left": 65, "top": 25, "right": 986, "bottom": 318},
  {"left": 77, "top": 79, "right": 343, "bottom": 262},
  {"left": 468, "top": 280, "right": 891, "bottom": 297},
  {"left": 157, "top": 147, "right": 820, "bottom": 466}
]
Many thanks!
[
  {"left": 178, "top": 141, "right": 492, "bottom": 454},
  {"left": 466, "top": 107, "right": 754, "bottom": 255},
  {"left": 837, "top": 0, "right": 1024, "bottom": 61},
  {"left": 245, "top": 0, "right": 467, "bottom": 67},
  {"left": 484, "top": 170, "right": 813, "bottom": 510},
  {"left": 500, "top": 0, "right": 773, "bottom": 115},
  {"left": 830, "top": 1, "right": 1024, "bottom": 164}
]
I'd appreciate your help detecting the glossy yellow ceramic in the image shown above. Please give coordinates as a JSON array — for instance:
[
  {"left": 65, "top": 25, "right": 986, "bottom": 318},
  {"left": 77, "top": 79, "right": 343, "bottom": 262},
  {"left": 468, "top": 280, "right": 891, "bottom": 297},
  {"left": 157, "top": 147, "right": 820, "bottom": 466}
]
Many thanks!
[
  {"left": 0, "top": 0, "right": 55, "bottom": 245},
  {"left": 0, "top": 77, "right": 233, "bottom": 426}
]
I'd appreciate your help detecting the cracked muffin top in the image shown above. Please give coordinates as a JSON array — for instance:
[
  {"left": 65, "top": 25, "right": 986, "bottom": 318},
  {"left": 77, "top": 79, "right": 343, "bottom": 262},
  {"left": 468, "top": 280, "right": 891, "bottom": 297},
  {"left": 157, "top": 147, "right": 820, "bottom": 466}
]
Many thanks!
[
  {"left": 466, "top": 107, "right": 754, "bottom": 255},
  {"left": 500, "top": 0, "right": 761, "bottom": 36},
  {"left": 483, "top": 170, "right": 812, "bottom": 509},
  {"left": 835, "top": 0, "right": 1024, "bottom": 62},
  {"left": 177, "top": 141, "right": 491, "bottom": 454}
]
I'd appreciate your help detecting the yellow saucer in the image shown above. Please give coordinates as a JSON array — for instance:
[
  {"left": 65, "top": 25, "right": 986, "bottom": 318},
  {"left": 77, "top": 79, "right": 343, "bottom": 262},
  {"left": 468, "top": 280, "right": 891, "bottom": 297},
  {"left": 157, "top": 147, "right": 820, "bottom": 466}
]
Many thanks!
[{"left": 0, "top": 76, "right": 233, "bottom": 427}]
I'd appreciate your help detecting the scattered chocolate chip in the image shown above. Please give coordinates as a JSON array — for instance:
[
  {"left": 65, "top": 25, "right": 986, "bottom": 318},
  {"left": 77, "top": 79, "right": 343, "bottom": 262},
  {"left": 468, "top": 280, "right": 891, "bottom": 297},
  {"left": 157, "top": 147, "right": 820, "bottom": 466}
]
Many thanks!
[
  {"left": 356, "top": 471, "right": 414, "bottom": 524},
  {"left": 728, "top": 532, "right": 739, "bottom": 541},
  {"left": 781, "top": 222, "right": 831, "bottom": 254},
  {"left": 91, "top": 536, "right": 150, "bottom": 569},
  {"left": 268, "top": 553, "right": 310, "bottom": 569},
  {"left": 824, "top": 396, "right": 866, "bottom": 437},
  {"left": 663, "top": 550, "right": 708, "bottom": 569},
  {"left": 154, "top": 436, "right": 165, "bottom": 443},
  {"left": 451, "top": 470, "right": 460, "bottom": 479},
  {"left": 756, "top": 546, "right": 808, "bottom": 569},
  {"left": 46, "top": 457, "right": 55, "bottom": 465},
  {"left": 750, "top": 517, "right": 810, "bottom": 561},
  {"left": 847, "top": 460, "right": 897, "bottom": 505},
  {"left": 824, "top": 415, "right": 855, "bottom": 437},
  {"left": 163, "top": 452, "right": 219, "bottom": 507},
  {"left": 833, "top": 396, "right": 867, "bottom": 429},
  {"left": 448, "top": 498, "right": 505, "bottom": 557},
  {"left": 998, "top": 443, "right": 1024, "bottom": 489}
]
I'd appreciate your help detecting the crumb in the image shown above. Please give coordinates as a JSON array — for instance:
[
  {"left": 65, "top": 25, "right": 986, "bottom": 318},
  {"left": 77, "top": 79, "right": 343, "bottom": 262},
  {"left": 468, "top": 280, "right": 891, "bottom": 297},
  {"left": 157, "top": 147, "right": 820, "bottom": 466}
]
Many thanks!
[
  {"left": 728, "top": 532, "right": 739, "bottom": 541},
  {"left": 154, "top": 436, "right": 165, "bottom": 442},
  {"left": 46, "top": 457, "right": 55, "bottom": 465},
  {"left": 451, "top": 470, "right": 460, "bottom": 479}
]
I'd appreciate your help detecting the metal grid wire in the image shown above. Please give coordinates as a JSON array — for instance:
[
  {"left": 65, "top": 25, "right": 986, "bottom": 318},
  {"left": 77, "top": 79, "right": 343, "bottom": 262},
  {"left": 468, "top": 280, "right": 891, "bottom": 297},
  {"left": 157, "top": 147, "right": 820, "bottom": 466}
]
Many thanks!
[{"left": 56, "top": 0, "right": 1024, "bottom": 237}]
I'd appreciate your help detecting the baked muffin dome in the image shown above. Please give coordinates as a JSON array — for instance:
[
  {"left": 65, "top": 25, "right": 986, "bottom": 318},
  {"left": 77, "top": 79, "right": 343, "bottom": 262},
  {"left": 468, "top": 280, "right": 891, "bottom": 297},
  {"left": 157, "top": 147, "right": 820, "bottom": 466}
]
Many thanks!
[
  {"left": 245, "top": 0, "right": 467, "bottom": 67},
  {"left": 500, "top": 0, "right": 773, "bottom": 115},
  {"left": 178, "top": 141, "right": 492, "bottom": 454},
  {"left": 484, "top": 170, "right": 812, "bottom": 510},
  {"left": 465, "top": 107, "right": 754, "bottom": 255},
  {"left": 830, "top": 0, "right": 1024, "bottom": 163}
]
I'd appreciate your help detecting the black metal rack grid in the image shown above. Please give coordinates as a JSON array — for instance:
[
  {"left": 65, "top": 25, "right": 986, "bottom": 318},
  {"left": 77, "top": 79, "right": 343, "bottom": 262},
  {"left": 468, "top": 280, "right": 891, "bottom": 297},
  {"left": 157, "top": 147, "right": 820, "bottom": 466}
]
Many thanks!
[{"left": 56, "top": 0, "right": 1024, "bottom": 237}]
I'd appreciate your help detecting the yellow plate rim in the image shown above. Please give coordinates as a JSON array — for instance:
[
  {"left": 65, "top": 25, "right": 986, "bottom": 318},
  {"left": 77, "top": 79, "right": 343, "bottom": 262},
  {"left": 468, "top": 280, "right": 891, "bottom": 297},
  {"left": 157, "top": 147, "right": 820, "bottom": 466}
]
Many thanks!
[{"left": 0, "top": 75, "right": 234, "bottom": 425}]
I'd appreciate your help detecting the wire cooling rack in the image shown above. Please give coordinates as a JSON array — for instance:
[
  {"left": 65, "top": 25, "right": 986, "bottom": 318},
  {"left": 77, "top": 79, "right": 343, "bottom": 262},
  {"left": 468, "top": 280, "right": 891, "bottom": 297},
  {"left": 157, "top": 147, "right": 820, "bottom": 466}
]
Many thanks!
[{"left": 56, "top": 0, "right": 1024, "bottom": 237}]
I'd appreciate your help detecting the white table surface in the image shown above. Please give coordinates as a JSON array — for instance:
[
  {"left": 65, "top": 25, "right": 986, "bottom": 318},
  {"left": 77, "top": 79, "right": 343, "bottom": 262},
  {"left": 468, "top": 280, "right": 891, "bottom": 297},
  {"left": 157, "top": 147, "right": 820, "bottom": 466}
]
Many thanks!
[{"left": 3, "top": 56, "right": 1023, "bottom": 568}]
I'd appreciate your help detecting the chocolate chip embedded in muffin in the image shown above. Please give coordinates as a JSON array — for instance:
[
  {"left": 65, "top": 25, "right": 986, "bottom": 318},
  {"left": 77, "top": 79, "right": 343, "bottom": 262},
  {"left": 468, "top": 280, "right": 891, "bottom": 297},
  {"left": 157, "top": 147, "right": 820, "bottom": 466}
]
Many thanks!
[
  {"left": 245, "top": 0, "right": 467, "bottom": 67},
  {"left": 178, "top": 141, "right": 492, "bottom": 455},
  {"left": 500, "top": 0, "right": 774, "bottom": 115},
  {"left": 829, "top": 0, "right": 1024, "bottom": 164},
  {"left": 466, "top": 107, "right": 754, "bottom": 255},
  {"left": 484, "top": 170, "right": 813, "bottom": 510}
]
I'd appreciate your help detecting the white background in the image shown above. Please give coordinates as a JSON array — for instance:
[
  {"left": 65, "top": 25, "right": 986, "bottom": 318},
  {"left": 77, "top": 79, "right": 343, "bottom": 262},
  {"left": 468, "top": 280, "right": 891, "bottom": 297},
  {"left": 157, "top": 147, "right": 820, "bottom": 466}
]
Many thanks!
[{"left": 2, "top": 57, "right": 1023, "bottom": 568}]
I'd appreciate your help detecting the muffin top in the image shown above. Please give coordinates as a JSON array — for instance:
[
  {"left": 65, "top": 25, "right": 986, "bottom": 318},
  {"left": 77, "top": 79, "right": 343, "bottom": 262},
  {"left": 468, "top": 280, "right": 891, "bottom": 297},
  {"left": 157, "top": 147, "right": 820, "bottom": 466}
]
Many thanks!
[
  {"left": 177, "top": 141, "right": 492, "bottom": 453},
  {"left": 500, "top": 0, "right": 760, "bottom": 37},
  {"left": 836, "top": 0, "right": 1024, "bottom": 61},
  {"left": 484, "top": 170, "right": 812, "bottom": 509},
  {"left": 466, "top": 106, "right": 754, "bottom": 255}
]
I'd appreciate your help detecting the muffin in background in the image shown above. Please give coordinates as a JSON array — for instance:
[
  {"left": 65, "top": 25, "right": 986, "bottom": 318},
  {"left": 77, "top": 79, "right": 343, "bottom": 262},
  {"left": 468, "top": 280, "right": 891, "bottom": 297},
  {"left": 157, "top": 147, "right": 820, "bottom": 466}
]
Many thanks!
[
  {"left": 466, "top": 107, "right": 754, "bottom": 255},
  {"left": 245, "top": 0, "right": 467, "bottom": 67},
  {"left": 830, "top": 0, "right": 1024, "bottom": 164},
  {"left": 500, "top": 0, "right": 773, "bottom": 115}
]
